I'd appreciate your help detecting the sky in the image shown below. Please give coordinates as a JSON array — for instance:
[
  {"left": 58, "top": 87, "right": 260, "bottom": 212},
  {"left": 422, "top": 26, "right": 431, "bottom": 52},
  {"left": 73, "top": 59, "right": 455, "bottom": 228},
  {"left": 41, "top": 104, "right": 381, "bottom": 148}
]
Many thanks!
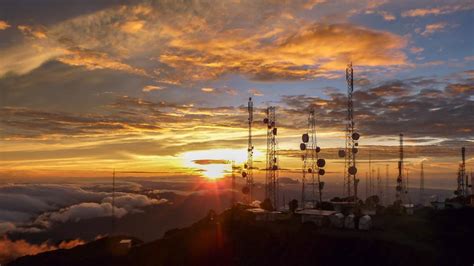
[{"left": 0, "top": 0, "right": 473, "bottom": 190}]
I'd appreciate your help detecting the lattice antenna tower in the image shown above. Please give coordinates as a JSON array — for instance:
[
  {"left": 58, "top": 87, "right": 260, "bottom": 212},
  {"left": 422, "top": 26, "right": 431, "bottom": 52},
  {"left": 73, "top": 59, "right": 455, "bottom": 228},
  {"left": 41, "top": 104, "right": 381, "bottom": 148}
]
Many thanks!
[
  {"left": 456, "top": 147, "right": 467, "bottom": 197},
  {"left": 264, "top": 107, "right": 278, "bottom": 208},
  {"left": 300, "top": 108, "right": 325, "bottom": 208},
  {"left": 396, "top": 133, "right": 405, "bottom": 203},
  {"left": 340, "top": 63, "right": 359, "bottom": 200},
  {"left": 242, "top": 97, "right": 254, "bottom": 202}
]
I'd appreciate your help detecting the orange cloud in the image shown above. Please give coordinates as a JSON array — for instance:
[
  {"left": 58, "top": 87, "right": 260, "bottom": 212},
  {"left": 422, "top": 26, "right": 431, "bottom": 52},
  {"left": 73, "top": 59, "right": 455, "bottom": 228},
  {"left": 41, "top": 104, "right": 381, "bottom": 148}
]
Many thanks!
[
  {"left": 0, "top": 236, "right": 84, "bottom": 264},
  {"left": 120, "top": 20, "right": 145, "bottom": 33},
  {"left": 201, "top": 87, "right": 215, "bottom": 93},
  {"left": 17, "top": 25, "right": 47, "bottom": 39},
  {"left": 0, "top": 20, "right": 10, "bottom": 30},
  {"left": 57, "top": 49, "right": 148, "bottom": 76},
  {"left": 142, "top": 85, "right": 163, "bottom": 92}
]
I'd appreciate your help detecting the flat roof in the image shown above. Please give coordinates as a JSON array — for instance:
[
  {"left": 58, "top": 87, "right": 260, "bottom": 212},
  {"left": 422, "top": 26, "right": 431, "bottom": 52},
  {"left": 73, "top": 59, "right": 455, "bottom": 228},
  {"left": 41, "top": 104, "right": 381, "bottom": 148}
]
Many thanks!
[
  {"left": 295, "top": 209, "right": 337, "bottom": 216},
  {"left": 246, "top": 208, "right": 268, "bottom": 214}
]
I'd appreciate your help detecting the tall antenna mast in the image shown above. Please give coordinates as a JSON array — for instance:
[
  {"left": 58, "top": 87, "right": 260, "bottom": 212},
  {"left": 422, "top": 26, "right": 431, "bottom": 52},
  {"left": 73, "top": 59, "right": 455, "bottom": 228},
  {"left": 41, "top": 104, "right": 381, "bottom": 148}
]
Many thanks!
[
  {"left": 300, "top": 108, "right": 325, "bottom": 209},
  {"left": 419, "top": 161, "right": 425, "bottom": 206},
  {"left": 396, "top": 133, "right": 405, "bottom": 203},
  {"left": 264, "top": 106, "right": 278, "bottom": 208},
  {"left": 243, "top": 97, "right": 254, "bottom": 202},
  {"left": 341, "top": 63, "right": 359, "bottom": 200},
  {"left": 456, "top": 147, "right": 467, "bottom": 197}
]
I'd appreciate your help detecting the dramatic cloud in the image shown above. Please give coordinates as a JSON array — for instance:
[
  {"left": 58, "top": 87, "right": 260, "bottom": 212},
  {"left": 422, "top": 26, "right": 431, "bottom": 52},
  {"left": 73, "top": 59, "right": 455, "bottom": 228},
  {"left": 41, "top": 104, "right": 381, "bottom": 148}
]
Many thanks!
[
  {"left": 279, "top": 75, "right": 474, "bottom": 138},
  {"left": 0, "top": 1, "right": 407, "bottom": 81},
  {"left": 0, "top": 236, "right": 84, "bottom": 264}
]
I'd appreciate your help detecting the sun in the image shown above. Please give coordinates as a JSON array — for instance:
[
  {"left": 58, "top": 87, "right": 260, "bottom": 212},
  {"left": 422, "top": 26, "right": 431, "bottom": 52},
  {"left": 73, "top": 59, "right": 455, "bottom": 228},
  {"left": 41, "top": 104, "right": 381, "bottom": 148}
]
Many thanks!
[{"left": 181, "top": 149, "right": 261, "bottom": 180}]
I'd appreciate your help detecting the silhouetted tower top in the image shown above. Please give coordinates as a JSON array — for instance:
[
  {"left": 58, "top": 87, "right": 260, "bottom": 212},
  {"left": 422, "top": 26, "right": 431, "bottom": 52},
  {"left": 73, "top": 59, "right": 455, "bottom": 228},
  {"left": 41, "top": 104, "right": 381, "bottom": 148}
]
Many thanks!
[{"left": 456, "top": 147, "right": 468, "bottom": 197}]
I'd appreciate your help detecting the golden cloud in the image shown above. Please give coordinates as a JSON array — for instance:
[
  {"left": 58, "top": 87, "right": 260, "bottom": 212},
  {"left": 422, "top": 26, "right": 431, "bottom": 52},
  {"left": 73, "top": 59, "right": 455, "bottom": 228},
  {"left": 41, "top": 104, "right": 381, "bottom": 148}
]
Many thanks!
[
  {"left": 17, "top": 25, "right": 47, "bottom": 39},
  {"left": 0, "top": 20, "right": 10, "bottom": 30},
  {"left": 142, "top": 85, "right": 163, "bottom": 92},
  {"left": 57, "top": 49, "right": 148, "bottom": 76},
  {"left": 120, "top": 20, "right": 145, "bottom": 33},
  {"left": 0, "top": 2, "right": 408, "bottom": 81}
]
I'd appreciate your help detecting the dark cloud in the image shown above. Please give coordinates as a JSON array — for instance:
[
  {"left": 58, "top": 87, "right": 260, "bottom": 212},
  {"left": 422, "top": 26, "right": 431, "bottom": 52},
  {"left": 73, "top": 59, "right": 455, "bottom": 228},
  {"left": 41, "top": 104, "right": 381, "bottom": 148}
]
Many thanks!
[{"left": 280, "top": 73, "right": 474, "bottom": 139}]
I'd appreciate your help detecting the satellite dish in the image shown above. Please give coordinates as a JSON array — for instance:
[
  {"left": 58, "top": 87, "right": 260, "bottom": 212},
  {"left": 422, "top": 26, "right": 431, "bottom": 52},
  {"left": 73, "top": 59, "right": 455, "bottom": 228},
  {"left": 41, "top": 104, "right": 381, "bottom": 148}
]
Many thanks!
[
  {"left": 352, "top": 132, "right": 360, "bottom": 140},
  {"left": 242, "top": 186, "right": 250, "bottom": 194},
  {"left": 302, "top": 133, "right": 309, "bottom": 143},
  {"left": 316, "top": 146, "right": 321, "bottom": 153},
  {"left": 338, "top": 149, "right": 346, "bottom": 158},
  {"left": 352, "top": 148, "right": 358, "bottom": 154},
  {"left": 318, "top": 169, "right": 325, "bottom": 176},
  {"left": 317, "top": 159, "right": 326, "bottom": 168},
  {"left": 242, "top": 172, "right": 247, "bottom": 178},
  {"left": 300, "top": 143, "right": 306, "bottom": 151},
  {"left": 348, "top": 166, "right": 357, "bottom": 175}
]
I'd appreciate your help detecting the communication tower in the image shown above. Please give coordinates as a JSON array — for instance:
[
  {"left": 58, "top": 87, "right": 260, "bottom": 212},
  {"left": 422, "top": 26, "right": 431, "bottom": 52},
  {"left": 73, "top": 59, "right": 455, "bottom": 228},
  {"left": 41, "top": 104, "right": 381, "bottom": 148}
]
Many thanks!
[
  {"left": 242, "top": 97, "right": 254, "bottom": 202},
  {"left": 300, "top": 108, "right": 325, "bottom": 208},
  {"left": 396, "top": 134, "right": 405, "bottom": 203},
  {"left": 340, "top": 63, "right": 359, "bottom": 200},
  {"left": 264, "top": 107, "right": 278, "bottom": 208},
  {"left": 455, "top": 147, "right": 468, "bottom": 197}
]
